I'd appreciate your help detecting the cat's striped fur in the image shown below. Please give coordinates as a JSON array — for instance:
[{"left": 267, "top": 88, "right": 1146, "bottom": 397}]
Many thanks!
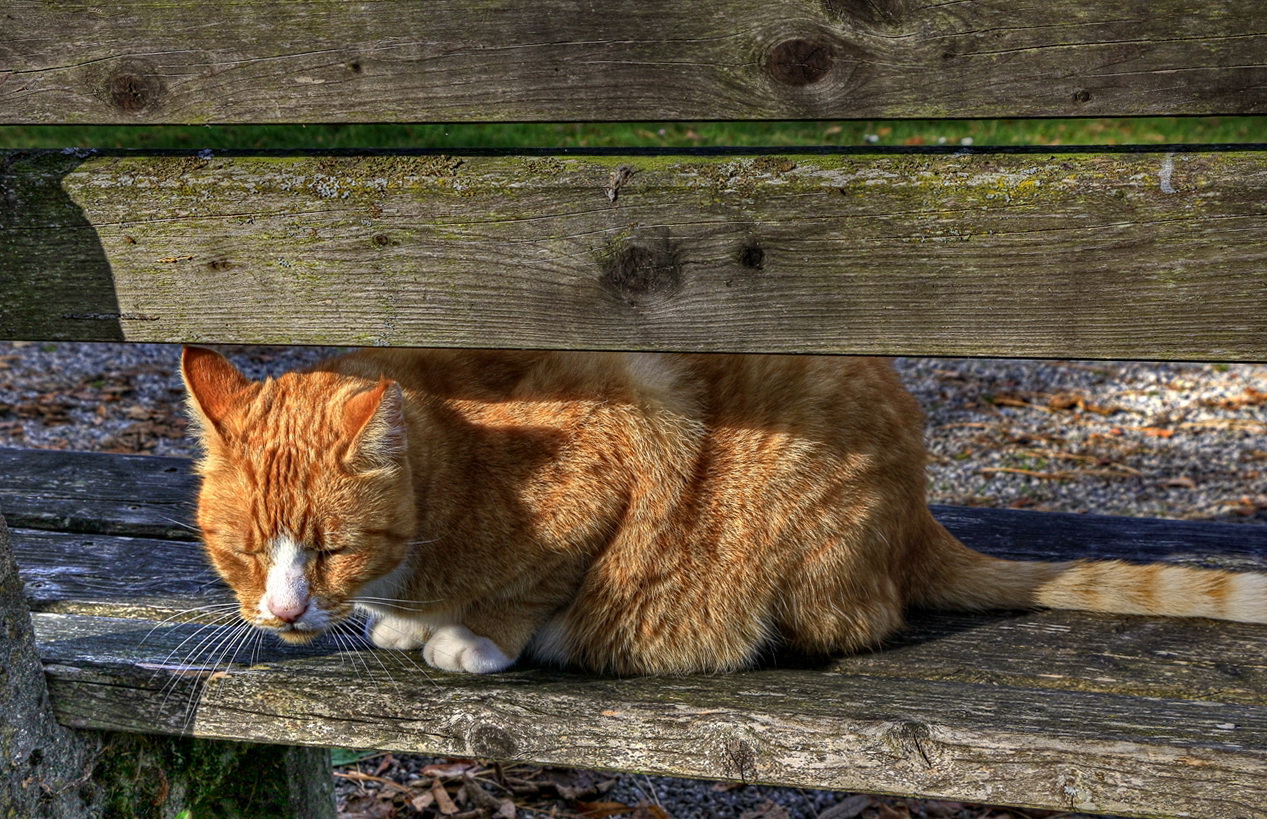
[{"left": 182, "top": 346, "right": 1266, "bottom": 675}]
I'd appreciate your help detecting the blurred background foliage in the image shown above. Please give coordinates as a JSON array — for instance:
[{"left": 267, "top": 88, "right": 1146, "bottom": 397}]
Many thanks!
[{"left": 1, "top": 117, "right": 1263, "bottom": 151}]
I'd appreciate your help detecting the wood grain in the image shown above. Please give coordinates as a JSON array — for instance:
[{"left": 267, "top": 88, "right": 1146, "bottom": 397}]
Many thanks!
[
  {"left": 15, "top": 517, "right": 1267, "bottom": 707},
  {"left": 1, "top": 0, "right": 1263, "bottom": 122},
  {"left": 3, "top": 149, "right": 1266, "bottom": 359}
]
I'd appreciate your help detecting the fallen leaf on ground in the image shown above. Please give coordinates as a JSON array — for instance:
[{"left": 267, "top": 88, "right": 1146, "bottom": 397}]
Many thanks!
[
  {"left": 421, "top": 761, "right": 482, "bottom": 778},
  {"left": 818, "top": 794, "right": 873, "bottom": 819},
  {"left": 432, "top": 779, "right": 460, "bottom": 815}
]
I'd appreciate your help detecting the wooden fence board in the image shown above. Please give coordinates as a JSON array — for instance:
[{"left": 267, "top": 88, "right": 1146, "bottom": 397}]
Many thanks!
[
  {"left": 3, "top": 149, "right": 1266, "bottom": 359},
  {"left": 17, "top": 521, "right": 1267, "bottom": 708},
  {"left": 1, "top": 0, "right": 1264, "bottom": 122}
]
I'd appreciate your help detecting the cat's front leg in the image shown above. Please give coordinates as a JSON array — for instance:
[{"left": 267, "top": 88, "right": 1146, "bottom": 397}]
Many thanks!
[
  {"left": 422, "top": 624, "right": 515, "bottom": 673},
  {"left": 364, "top": 612, "right": 513, "bottom": 672},
  {"left": 366, "top": 613, "right": 432, "bottom": 650},
  {"left": 419, "top": 597, "right": 562, "bottom": 674}
]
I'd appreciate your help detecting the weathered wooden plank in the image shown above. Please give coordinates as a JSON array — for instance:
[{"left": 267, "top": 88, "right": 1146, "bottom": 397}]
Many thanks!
[
  {"left": 33, "top": 611, "right": 1267, "bottom": 819},
  {"left": 3, "top": 149, "right": 1267, "bottom": 359},
  {"left": 9, "top": 445, "right": 1267, "bottom": 815},
  {"left": 0, "top": 448, "right": 198, "bottom": 541},
  {"left": 15, "top": 520, "right": 1267, "bottom": 707},
  {"left": 1, "top": 0, "right": 1263, "bottom": 122},
  {"left": 15, "top": 527, "right": 217, "bottom": 614}
]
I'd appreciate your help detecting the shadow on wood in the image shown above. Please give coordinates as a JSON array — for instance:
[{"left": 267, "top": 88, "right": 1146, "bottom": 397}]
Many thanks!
[{"left": 0, "top": 151, "right": 123, "bottom": 342}]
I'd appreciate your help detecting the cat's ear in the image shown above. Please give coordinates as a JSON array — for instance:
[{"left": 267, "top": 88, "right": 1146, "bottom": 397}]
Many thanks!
[
  {"left": 181, "top": 346, "right": 252, "bottom": 438},
  {"left": 344, "top": 379, "right": 407, "bottom": 471}
]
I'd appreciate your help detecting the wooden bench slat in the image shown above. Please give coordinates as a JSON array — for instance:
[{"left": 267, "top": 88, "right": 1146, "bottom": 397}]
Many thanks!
[
  {"left": 4, "top": 149, "right": 1266, "bottom": 359},
  {"left": 19, "top": 520, "right": 1267, "bottom": 707},
  {"left": 33, "top": 610, "right": 1267, "bottom": 818},
  {"left": 7, "top": 447, "right": 1267, "bottom": 817},
  {"left": 0, "top": 448, "right": 199, "bottom": 541},
  {"left": 3, "top": 0, "right": 1264, "bottom": 122}
]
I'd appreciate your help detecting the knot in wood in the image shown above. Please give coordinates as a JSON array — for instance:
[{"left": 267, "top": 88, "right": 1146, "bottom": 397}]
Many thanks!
[
  {"left": 602, "top": 239, "right": 682, "bottom": 306},
  {"left": 469, "top": 723, "right": 518, "bottom": 759},
  {"left": 723, "top": 737, "right": 757, "bottom": 782},
  {"left": 885, "top": 720, "right": 937, "bottom": 768},
  {"left": 107, "top": 70, "right": 164, "bottom": 114},
  {"left": 1073, "top": 89, "right": 1093, "bottom": 104},
  {"left": 766, "top": 38, "right": 836, "bottom": 87},
  {"left": 739, "top": 243, "right": 765, "bottom": 270}
]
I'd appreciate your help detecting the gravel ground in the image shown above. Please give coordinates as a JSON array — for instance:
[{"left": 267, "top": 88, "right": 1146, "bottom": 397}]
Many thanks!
[{"left": 2, "top": 341, "right": 1265, "bottom": 819}]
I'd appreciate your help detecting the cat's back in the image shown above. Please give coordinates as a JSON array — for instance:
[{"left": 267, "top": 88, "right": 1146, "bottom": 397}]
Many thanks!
[{"left": 312, "top": 348, "right": 918, "bottom": 437}]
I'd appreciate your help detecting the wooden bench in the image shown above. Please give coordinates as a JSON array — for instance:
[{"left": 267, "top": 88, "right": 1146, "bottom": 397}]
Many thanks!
[{"left": 2, "top": 1, "right": 1265, "bottom": 817}]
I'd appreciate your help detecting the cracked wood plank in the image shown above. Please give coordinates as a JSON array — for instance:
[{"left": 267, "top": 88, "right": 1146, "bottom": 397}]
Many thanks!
[
  {"left": 3, "top": 149, "right": 1267, "bottom": 359},
  {"left": 0, "top": 0, "right": 1263, "bottom": 122}
]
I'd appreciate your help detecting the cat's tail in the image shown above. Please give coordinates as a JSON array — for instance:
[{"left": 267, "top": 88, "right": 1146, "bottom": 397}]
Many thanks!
[{"left": 915, "top": 525, "right": 1267, "bottom": 623}]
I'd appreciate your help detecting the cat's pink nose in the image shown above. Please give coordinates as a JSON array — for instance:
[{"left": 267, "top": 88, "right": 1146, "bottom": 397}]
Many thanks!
[{"left": 266, "top": 597, "right": 308, "bottom": 623}]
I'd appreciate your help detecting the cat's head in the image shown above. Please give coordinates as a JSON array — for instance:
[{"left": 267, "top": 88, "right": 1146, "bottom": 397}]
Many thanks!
[{"left": 181, "top": 346, "right": 416, "bottom": 643}]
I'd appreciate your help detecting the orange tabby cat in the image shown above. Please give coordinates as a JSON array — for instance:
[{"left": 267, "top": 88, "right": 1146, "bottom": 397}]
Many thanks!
[{"left": 181, "top": 346, "right": 1266, "bottom": 675}]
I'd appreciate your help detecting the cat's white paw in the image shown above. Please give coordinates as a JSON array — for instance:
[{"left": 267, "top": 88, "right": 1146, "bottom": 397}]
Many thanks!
[
  {"left": 366, "top": 616, "right": 430, "bottom": 650},
  {"left": 422, "top": 624, "right": 514, "bottom": 673}
]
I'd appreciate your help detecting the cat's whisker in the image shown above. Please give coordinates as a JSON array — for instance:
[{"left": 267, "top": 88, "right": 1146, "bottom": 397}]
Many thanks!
[
  {"left": 337, "top": 628, "right": 395, "bottom": 691},
  {"left": 351, "top": 596, "right": 444, "bottom": 613},
  {"left": 162, "top": 622, "right": 249, "bottom": 731},
  {"left": 328, "top": 626, "right": 374, "bottom": 681},
  {"left": 327, "top": 631, "right": 358, "bottom": 680},
  {"left": 152, "top": 512, "right": 200, "bottom": 533},
  {"left": 140, "top": 603, "right": 241, "bottom": 646},
  {"left": 174, "top": 628, "right": 242, "bottom": 733},
  {"left": 161, "top": 618, "right": 255, "bottom": 722},
  {"left": 202, "top": 622, "right": 258, "bottom": 711},
  {"left": 153, "top": 611, "right": 242, "bottom": 671},
  {"left": 351, "top": 617, "right": 439, "bottom": 687},
  {"left": 148, "top": 615, "right": 243, "bottom": 695},
  {"left": 249, "top": 627, "right": 264, "bottom": 667}
]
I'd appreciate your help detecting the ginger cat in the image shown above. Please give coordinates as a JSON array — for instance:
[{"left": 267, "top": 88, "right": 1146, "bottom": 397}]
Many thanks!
[{"left": 181, "top": 346, "right": 1267, "bottom": 675}]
